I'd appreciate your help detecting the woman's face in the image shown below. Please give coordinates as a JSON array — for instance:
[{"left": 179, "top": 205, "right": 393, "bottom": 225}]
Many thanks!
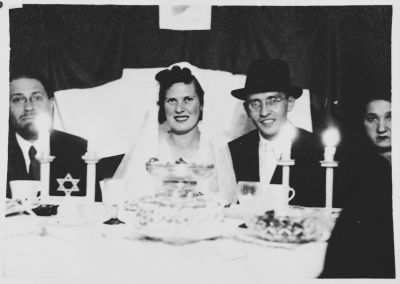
[
  {"left": 164, "top": 82, "right": 202, "bottom": 135},
  {"left": 363, "top": 99, "right": 391, "bottom": 149}
]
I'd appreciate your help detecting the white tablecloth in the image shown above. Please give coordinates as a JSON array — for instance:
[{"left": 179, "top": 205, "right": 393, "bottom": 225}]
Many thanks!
[{"left": 2, "top": 206, "right": 328, "bottom": 281}]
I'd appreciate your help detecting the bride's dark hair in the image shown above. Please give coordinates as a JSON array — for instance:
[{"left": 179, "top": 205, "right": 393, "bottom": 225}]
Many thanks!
[{"left": 155, "top": 66, "right": 204, "bottom": 124}]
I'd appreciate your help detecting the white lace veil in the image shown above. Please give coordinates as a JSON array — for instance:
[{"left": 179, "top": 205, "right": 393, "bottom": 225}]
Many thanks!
[{"left": 113, "top": 62, "right": 239, "bottom": 203}]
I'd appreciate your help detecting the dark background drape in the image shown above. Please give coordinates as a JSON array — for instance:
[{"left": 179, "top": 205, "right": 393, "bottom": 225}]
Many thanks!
[{"left": 9, "top": 5, "right": 392, "bottom": 141}]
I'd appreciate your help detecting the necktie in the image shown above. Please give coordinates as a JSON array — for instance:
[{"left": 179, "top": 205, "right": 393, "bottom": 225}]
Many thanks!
[
  {"left": 28, "top": 146, "right": 40, "bottom": 180},
  {"left": 260, "top": 142, "right": 279, "bottom": 184}
]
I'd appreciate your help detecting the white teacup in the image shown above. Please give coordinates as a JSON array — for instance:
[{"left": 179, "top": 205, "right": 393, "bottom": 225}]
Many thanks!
[
  {"left": 10, "top": 180, "right": 41, "bottom": 205},
  {"left": 237, "top": 181, "right": 295, "bottom": 214},
  {"left": 262, "top": 184, "right": 295, "bottom": 211}
]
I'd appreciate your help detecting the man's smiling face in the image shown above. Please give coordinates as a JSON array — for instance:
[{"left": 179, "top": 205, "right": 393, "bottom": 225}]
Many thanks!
[{"left": 245, "top": 91, "right": 294, "bottom": 140}]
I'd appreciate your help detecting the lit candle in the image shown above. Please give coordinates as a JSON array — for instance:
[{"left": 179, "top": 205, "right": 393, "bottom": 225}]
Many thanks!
[
  {"left": 322, "top": 128, "right": 340, "bottom": 162},
  {"left": 84, "top": 123, "right": 97, "bottom": 202},
  {"left": 34, "top": 113, "right": 53, "bottom": 201},
  {"left": 35, "top": 113, "right": 52, "bottom": 157},
  {"left": 85, "top": 120, "right": 96, "bottom": 154},
  {"left": 282, "top": 124, "right": 296, "bottom": 160},
  {"left": 86, "top": 159, "right": 97, "bottom": 202},
  {"left": 87, "top": 138, "right": 95, "bottom": 154},
  {"left": 280, "top": 124, "right": 296, "bottom": 187},
  {"left": 322, "top": 127, "right": 340, "bottom": 209}
]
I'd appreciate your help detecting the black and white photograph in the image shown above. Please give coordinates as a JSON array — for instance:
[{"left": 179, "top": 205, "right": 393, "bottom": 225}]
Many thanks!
[{"left": 0, "top": 1, "right": 398, "bottom": 282}]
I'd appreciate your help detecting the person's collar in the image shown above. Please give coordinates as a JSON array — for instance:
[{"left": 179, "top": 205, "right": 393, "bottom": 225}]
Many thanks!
[
  {"left": 259, "top": 132, "right": 281, "bottom": 148},
  {"left": 258, "top": 122, "right": 295, "bottom": 153},
  {"left": 15, "top": 132, "right": 41, "bottom": 153}
]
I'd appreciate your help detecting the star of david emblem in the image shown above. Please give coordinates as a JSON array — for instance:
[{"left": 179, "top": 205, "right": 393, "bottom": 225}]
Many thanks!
[{"left": 57, "top": 173, "right": 80, "bottom": 196}]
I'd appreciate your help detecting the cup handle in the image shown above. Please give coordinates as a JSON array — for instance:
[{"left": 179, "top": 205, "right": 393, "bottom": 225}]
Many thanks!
[{"left": 288, "top": 188, "right": 295, "bottom": 201}]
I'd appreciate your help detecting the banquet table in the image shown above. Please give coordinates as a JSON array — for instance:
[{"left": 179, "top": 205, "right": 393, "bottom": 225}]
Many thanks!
[{"left": 3, "top": 204, "right": 328, "bottom": 281}]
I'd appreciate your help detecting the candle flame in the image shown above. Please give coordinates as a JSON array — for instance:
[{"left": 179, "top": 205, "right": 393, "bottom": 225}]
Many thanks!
[
  {"left": 34, "top": 112, "right": 52, "bottom": 133},
  {"left": 322, "top": 128, "right": 340, "bottom": 147},
  {"left": 282, "top": 124, "right": 296, "bottom": 141}
]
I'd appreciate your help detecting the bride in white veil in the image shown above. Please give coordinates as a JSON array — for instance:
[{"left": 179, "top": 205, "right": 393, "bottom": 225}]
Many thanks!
[{"left": 113, "top": 65, "right": 237, "bottom": 204}]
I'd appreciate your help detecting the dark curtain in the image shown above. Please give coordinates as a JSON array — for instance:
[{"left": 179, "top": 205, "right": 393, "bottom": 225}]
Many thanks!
[{"left": 10, "top": 5, "right": 392, "bottom": 138}]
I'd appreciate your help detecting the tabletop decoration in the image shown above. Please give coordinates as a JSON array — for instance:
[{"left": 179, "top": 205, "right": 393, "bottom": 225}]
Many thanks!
[
  {"left": 277, "top": 124, "right": 296, "bottom": 187},
  {"left": 146, "top": 158, "right": 215, "bottom": 197},
  {"left": 320, "top": 127, "right": 340, "bottom": 209}
]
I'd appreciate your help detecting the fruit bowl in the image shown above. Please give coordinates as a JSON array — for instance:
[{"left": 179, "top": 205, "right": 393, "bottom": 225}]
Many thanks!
[{"left": 242, "top": 206, "right": 341, "bottom": 244}]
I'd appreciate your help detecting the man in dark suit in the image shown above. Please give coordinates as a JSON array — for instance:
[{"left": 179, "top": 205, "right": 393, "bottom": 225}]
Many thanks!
[
  {"left": 7, "top": 72, "right": 91, "bottom": 199},
  {"left": 228, "top": 59, "right": 324, "bottom": 207}
]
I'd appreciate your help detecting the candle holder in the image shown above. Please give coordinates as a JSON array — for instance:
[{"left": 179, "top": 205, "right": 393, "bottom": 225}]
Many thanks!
[
  {"left": 277, "top": 159, "right": 295, "bottom": 187},
  {"left": 82, "top": 151, "right": 99, "bottom": 203},
  {"left": 320, "top": 160, "right": 339, "bottom": 210},
  {"left": 37, "top": 153, "right": 55, "bottom": 203}
]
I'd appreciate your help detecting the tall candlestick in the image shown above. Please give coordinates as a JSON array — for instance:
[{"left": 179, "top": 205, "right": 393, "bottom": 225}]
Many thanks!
[
  {"left": 35, "top": 113, "right": 52, "bottom": 156},
  {"left": 35, "top": 113, "right": 53, "bottom": 200},
  {"left": 279, "top": 124, "right": 296, "bottom": 187},
  {"left": 282, "top": 166, "right": 290, "bottom": 187},
  {"left": 86, "top": 161, "right": 96, "bottom": 202},
  {"left": 325, "top": 167, "right": 334, "bottom": 208},
  {"left": 82, "top": 153, "right": 99, "bottom": 202},
  {"left": 38, "top": 154, "right": 55, "bottom": 203},
  {"left": 321, "top": 127, "right": 340, "bottom": 209},
  {"left": 87, "top": 139, "right": 95, "bottom": 154},
  {"left": 41, "top": 131, "right": 50, "bottom": 156},
  {"left": 40, "top": 158, "right": 50, "bottom": 199},
  {"left": 84, "top": 120, "right": 97, "bottom": 154},
  {"left": 281, "top": 124, "right": 295, "bottom": 160}
]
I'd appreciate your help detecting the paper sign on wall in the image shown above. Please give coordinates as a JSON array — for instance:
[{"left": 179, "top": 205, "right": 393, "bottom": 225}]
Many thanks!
[{"left": 159, "top": 5, "right": 211, "bottom": 31}]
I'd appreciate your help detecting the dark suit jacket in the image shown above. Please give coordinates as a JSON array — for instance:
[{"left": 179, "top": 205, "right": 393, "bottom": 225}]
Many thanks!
[
  {"left": 7, "top": 130, "right": 88, "bottom": 198},
  {"left": 7, "top": 130, "right": 125, "bottom": 202},
  {"left": 228, "top": 128, "right": 325, "bottom": 207},
  {"left": 320, "top": 150, "right": 395, "bottom": 278}
]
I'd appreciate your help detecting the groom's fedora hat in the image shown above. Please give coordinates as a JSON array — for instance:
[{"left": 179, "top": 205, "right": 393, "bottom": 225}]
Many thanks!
[{"left": 231, "top": 59, "right": 302, "bottom": 100}]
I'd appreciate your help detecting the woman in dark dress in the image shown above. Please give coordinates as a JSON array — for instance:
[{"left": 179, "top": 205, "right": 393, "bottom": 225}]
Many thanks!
[{"left": 320, "top": 94, "right": 394, "bottom": 278}]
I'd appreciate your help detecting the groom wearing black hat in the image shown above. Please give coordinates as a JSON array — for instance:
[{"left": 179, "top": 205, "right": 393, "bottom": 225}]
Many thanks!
[{"left": 228, "top": 59, "right": 324, "bottom": 207}]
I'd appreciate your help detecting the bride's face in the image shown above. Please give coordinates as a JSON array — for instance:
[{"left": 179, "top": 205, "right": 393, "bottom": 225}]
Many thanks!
[{"left": 164, "top": 82, "right": 202, "bottom": 135}]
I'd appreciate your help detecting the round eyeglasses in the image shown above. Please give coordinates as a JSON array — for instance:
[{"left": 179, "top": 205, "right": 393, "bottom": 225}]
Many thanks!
[{"left": 246, "top": 96, "right": 286, "bottom": 112}]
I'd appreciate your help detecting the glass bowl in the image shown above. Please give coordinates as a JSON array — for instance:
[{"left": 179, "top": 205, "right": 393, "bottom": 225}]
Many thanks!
[{"left": 145, "top": 159, "right": 215, "bottom": 183}]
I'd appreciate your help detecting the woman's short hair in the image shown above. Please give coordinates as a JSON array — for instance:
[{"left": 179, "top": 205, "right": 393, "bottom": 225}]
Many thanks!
[
  {"left": 155, "top": 66, "right": 204, "bottom": 124},
  {"left": 363, "top": 91, "right": 391, "bottom": 111}
]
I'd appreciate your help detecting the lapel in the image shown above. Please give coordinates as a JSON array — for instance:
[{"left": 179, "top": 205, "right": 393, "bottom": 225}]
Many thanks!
[
  {"left": 239, "top": 130, "right": 260, "bottom": 181},
  {"left": 8, "top": 132, "right": 29, "bottom": 179},
  {"left": 7, "top": 131, "right": 30, "bottom": 197}
]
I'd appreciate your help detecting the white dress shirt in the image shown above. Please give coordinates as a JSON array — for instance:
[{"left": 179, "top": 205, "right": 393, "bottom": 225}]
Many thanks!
[
  {"left": 258, "top": 124, "right": 294, "bottom": 184},
  {"left": 15, "top": 133, "right": 41, "bottom": 172}
]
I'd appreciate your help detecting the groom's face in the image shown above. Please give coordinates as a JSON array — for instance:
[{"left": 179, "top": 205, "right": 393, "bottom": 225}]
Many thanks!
[
  {"left": 9, "top": 78, "right": 54, "bottom": 140},
  {"left": 245, "top": 91, "right": 294, "bottom": 140}
]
